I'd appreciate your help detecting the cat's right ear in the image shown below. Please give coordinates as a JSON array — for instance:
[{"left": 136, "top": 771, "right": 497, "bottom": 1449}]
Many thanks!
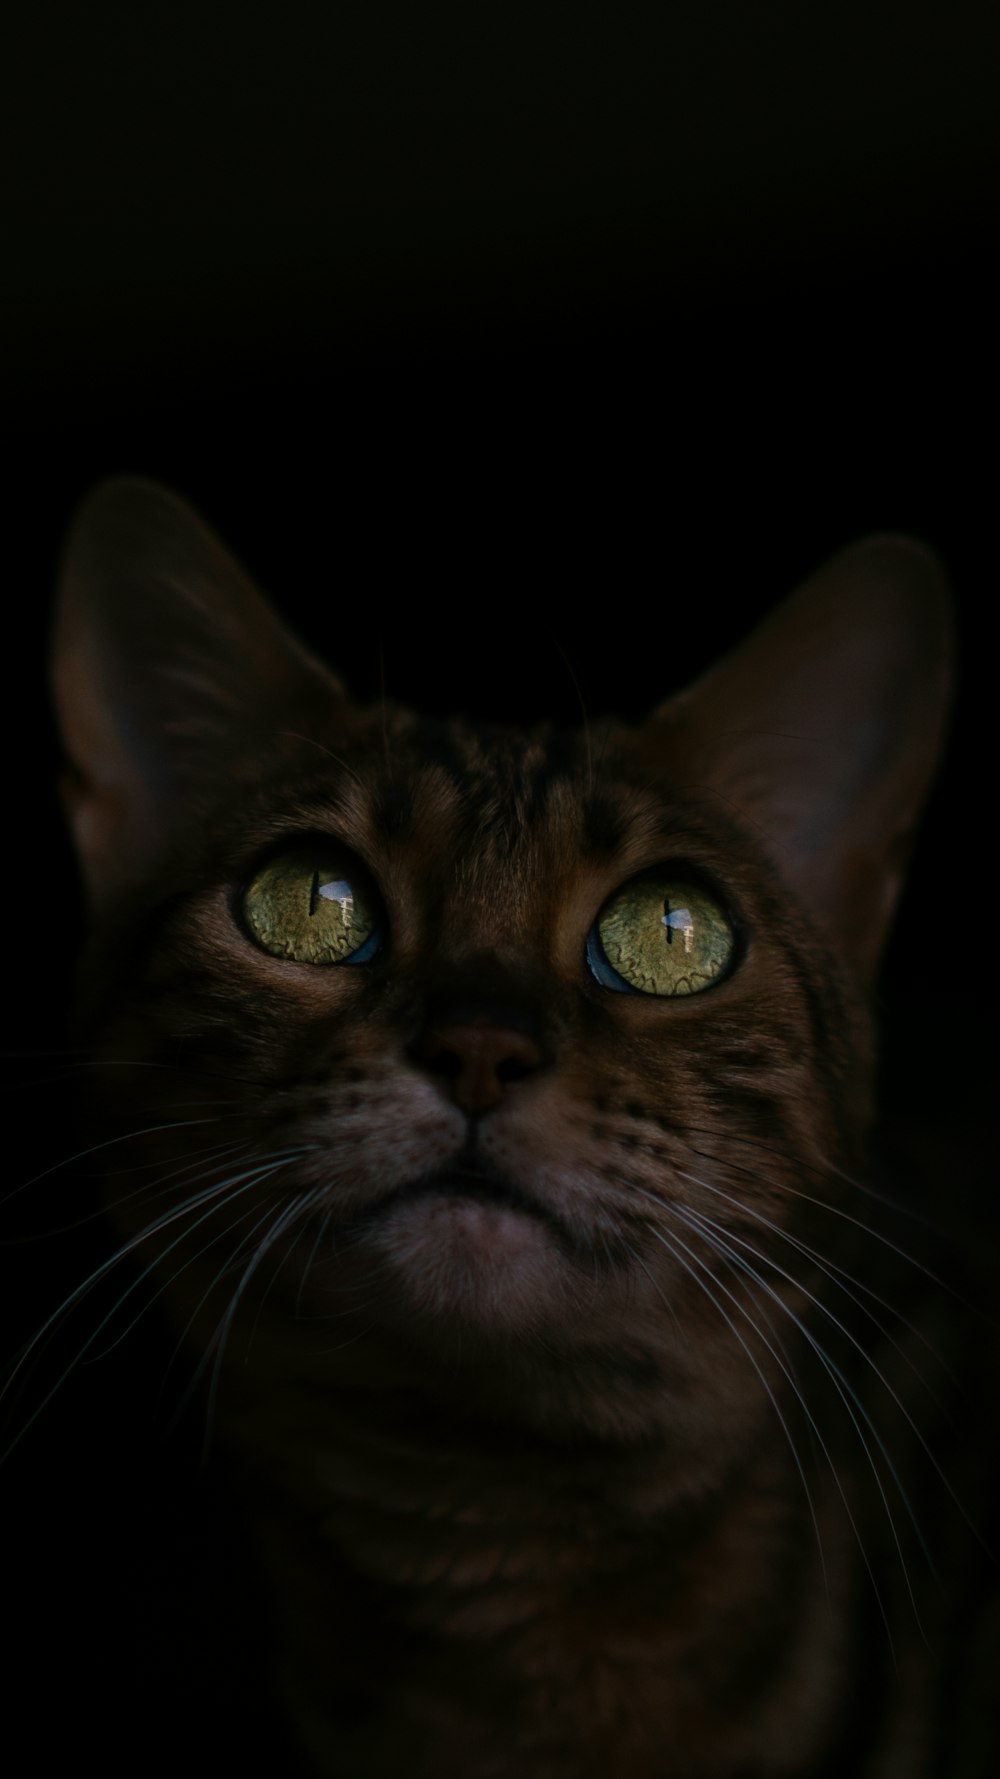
[
  {"left": 52, "top": 478, "right": 344, "bottom": 911},
  {"left": 640, "top": 536, "right": 954, "bottom": 984}
]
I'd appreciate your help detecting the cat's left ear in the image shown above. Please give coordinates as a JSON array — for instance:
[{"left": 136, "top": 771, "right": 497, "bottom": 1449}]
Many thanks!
[
  {"left": 52, "top": 478, "right": 347, "bottom": 910},
  {"left": 644, "top": 537, "right": 954, "bottom": 983}
]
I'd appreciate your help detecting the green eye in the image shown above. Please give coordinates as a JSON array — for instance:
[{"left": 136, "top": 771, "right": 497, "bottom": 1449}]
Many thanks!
[
  {"left": 242, "top": 846, "right": 381, "bottom": 966},
  {"left": 588, "top": 876, "right": 734, "bottom": 997}
]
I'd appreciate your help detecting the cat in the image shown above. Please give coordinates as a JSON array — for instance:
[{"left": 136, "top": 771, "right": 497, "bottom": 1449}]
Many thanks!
[{"left": 37, "top": 476, "right": 997, "bottom": 1776}]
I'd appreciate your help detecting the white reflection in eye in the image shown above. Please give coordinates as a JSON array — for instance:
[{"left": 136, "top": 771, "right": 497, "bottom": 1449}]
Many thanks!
[
  {"left": 661, "top": 905, "right": 694, "bottom": 952},
  {"left": 318, "top": 878, "right": 353, "bottom": 909}
]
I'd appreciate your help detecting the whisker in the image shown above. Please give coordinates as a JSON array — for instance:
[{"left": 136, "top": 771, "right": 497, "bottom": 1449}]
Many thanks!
[
  {"left": 163, "top": 1190, "right": 303, "bottom": 1430},
  {"left": 628, "top": 1188, "right": 912, "bottom": 1653},
  {"left": 197, "top": 1189, "right": 325, "bottom": 1459},
  {"left": 678, "top": 1184, "right": 987, "bottom": 1553},
  {"left": 664, "top": 1195, "right": 927, "bottom": 1633},
  {"left": 244, "top": 1194, "right": 320, "bottom": 1356},
  {"left": 637, "top": 1216, "right": 833, "bottom": 1609},
  {"left": 87, "top": 1186, "right": 283, "bottom": 1366},
  {"left": 623, "top": 1240, "right": 687, "bottom": 1350},
  {"left": 1, "top": 1116, "right": 236, "bottom": 1209},
  {"left": 682, "top": 1131, "right": 959, "bottom": 1293},
  {"left": 679, "top": 1167, "right": 960, "bottom": 1400},
  {"left": 0, "top": 1149, "right": 315, "bottom": 1463},
  {"left": 6, "top": 1140, "right": 256, "bottom": 1246}
]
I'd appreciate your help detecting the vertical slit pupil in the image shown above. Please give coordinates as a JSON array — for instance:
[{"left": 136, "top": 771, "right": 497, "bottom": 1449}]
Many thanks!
[
  {"left": 663, "top": 897, "right": 673, "bottom": 944},
  {"left": 309, "top": 870, "right": 320, "bottom": 917}
]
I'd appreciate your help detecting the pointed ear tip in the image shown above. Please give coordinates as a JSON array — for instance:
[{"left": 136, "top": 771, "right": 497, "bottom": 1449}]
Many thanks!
[
  {"left": 64, "top": 475, "right": 193, "bottom": 547},
  {"left": 838, "top": 531, "right": 954, "bottom": 609},
  {"left": 820, "top": 532, "right": 956, "bottom": 663},
  {"left": 57, "top": 477, "right": 216, "bottom": 617}
]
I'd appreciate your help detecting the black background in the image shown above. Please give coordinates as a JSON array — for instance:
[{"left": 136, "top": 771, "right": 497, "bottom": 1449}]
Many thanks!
[{"left": 3, "top": 5, "right": 997, "bottom": 1772}]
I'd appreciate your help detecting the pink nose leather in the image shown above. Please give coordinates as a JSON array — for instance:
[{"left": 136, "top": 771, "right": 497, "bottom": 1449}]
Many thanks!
[{"left": 414, "top": 1019, "right": 543, "bottom": 1116}]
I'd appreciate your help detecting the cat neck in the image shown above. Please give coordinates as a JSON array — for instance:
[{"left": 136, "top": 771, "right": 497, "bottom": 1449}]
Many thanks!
[{"left": 221, "top": 1383, "right": 860, "bottom": 1779}]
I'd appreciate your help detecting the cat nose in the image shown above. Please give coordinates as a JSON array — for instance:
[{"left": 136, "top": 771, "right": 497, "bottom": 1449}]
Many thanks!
[{"left": 411, "top": 1017, "right": 544, "bottom": 1117}]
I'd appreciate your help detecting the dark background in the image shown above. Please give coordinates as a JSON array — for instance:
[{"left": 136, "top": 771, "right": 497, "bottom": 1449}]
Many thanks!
[{"left": 3, "top": 5, "right": 997, "bottom": 1772}]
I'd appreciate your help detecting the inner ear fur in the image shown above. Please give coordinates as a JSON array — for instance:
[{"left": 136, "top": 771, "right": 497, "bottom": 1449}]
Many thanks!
[
  {"left": 52, "top": 477, "right": 343, "bottom": 909},
  {"left": 644, "top": 536, "right": 954, "bottom": 983}
]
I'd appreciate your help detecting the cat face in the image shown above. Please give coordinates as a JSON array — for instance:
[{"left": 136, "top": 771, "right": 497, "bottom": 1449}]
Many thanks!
[{"left": 50, "top": 481, "right": 953, "bottom": 1454}]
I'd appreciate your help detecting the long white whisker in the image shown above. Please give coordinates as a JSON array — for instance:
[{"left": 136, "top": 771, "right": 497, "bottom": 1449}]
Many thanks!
[
  {"left": 679, "top": 1185, "right": 984, "bottom": 1552},
  {"left": 88, "top": 1181, "right": 288, "bottom": 1365},
  {"left": 682, "top": 1135, "right": 954, "bottom": 1293},
  {"left": 164, "top": 1191, "right": 304, "bottom": 1430},
  {"left": 0, "top": 1149, "right": 315, "bottom": 1462},
  {"left": 679, "top": 1167, "right": 958, "bottom": 1400},
  {"left": 197, "top": 1189, "right": 325, "bottom": 1459},
  {"left": 667, "top": 1196, "right": 927, "bottom": 1632},
  {"left": 637, "top": 1218, "right": 832, "bottom": 1605},
  {"left": 1, "top": 1116, "right": 235, "bottom": 1209}
]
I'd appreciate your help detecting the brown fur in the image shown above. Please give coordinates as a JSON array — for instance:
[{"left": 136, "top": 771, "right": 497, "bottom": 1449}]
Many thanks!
[{"left": 48, "top": 480, "right": 993, "bottom": 1776}]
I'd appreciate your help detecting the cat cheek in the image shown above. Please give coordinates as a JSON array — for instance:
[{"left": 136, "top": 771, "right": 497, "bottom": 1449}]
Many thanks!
[
  {"left": 325, "top": 1077, "right": 466, "bottom": 1185},
  {"left": 480, "top": 1093, "right": 613, "bottom": 1185}
]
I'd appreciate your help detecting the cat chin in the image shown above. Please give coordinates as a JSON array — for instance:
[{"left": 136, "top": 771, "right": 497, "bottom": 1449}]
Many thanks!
[{"left": 360, "top": 1190, "right": 576, "bottom": 1335}]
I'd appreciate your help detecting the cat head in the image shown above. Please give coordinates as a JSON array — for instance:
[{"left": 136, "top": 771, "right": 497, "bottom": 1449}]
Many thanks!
[
  {"left": 54, "top": 479, "right": 952, "bottom": 976},
  {"left": 49, "top": 479, "right": 953, "bottom": 1443}
]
